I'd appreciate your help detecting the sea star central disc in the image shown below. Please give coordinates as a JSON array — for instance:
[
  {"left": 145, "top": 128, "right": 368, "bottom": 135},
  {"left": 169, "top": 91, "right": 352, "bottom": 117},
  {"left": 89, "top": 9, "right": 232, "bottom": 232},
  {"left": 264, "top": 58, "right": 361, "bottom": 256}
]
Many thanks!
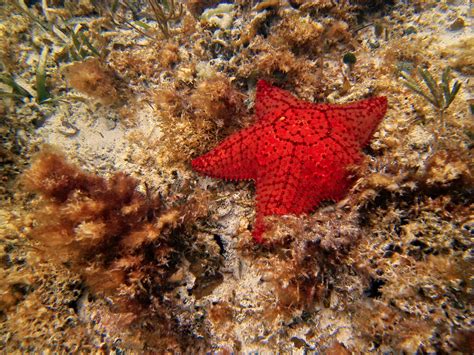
[{"left": 192, "top": 80, "right": 387, "bottom": 242}]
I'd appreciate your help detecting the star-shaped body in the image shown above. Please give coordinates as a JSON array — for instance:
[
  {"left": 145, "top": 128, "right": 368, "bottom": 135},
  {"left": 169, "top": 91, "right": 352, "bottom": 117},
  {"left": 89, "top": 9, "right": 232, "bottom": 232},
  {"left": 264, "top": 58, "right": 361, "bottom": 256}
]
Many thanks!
[{"left": 192, "top": 80, "right": 387, "bottom": 242}]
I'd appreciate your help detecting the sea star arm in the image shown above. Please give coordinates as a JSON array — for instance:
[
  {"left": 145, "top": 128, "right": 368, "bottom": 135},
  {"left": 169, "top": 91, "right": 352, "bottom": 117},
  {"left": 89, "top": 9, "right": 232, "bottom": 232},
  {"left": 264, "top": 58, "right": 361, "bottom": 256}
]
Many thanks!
[
  {"left": 191, "top": 125, "right": 259, "bottom": 180},
  {"left": 255, "top": 80, "right": 307, "bottom": 122},
  {"left": 320, "top": 96, "right": 387, "bottom": 147},
  {"left": 253, "top": 149, "right": 322, "bottom": 241},
  {"left": 253, "top": 170, "right": 305, "bottom": 242},
  {"left": 253, "top": 137, "right": 364, "bottom": 241}
]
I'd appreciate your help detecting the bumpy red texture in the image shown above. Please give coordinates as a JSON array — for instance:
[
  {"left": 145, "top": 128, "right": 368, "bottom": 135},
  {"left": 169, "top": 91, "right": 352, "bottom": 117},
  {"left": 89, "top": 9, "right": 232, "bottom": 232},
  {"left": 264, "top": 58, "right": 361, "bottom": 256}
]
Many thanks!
[{"left": 192, "top": 80, "right": 387, "bottom": 242}]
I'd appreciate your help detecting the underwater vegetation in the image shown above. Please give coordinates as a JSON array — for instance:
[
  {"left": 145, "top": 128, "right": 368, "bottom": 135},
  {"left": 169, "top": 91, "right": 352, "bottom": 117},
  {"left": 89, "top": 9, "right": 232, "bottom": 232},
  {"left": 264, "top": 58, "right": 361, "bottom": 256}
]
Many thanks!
[
  {"left": 146, "top": 0, "right": 185, "bottom": 38},
  {"left": 399, "top": 66, "right": 461, "bottom": 143},
  {"left": 0, "top": 47, "right": 50, "bottom": 104},
  {"left": 400, "top": 66, "right": 461, "bottom": 114},
  {"left": 17, "top": 147, "right": 220, "bottom": 351},
  {"left": 62, "top": 57, "right": 119, "bottom": 105},
  {"left": 0, "top": 0, "right": 473, "bottom": 352}
]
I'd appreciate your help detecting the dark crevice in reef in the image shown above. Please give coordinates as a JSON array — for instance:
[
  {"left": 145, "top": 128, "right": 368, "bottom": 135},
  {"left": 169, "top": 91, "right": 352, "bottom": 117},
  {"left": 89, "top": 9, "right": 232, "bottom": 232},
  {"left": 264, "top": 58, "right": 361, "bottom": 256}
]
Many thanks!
[
  {"left": 363, "top": 278, "right": 385, "bottom": 298},
  {"left": 359, "top": 177, "right": 473, "bottom": 227}
]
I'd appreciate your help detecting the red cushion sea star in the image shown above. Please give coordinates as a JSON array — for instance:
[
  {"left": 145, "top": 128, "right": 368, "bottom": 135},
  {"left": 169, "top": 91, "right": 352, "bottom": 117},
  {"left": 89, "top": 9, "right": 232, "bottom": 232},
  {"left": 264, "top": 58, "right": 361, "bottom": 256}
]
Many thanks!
[{"left": 192, "top": 80, "right": 388, "bottom": 242}]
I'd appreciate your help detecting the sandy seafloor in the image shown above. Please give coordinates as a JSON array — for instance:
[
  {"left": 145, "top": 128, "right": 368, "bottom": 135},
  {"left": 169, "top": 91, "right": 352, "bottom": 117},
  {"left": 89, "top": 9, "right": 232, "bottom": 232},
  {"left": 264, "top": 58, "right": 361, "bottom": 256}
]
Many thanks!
[{"left": 0, "top": 0, "right": 473, "bottom": 353}]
